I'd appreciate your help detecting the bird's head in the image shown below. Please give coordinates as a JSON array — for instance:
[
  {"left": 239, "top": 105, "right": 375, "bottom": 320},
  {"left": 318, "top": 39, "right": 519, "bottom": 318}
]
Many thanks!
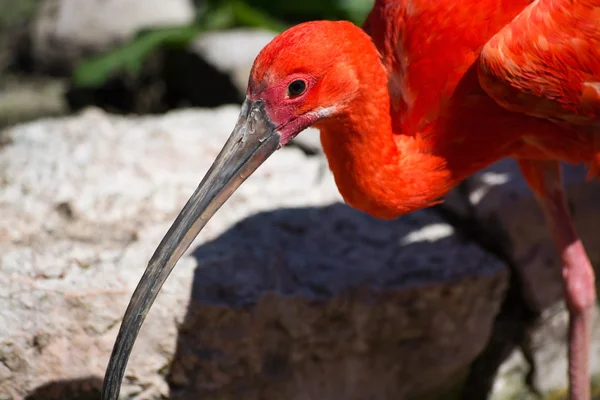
[
  {"left": 246, "top": 20, "right": 378, "bottom": 144},
  {"left": 101, "top": 20, "right": 381, "bottom": 399}
]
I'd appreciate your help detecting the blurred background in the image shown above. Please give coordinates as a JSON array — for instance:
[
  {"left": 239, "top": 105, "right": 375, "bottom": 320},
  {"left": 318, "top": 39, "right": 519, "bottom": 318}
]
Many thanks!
[{"left": 0, "top": 0, "right": 374, "bottom": 130}]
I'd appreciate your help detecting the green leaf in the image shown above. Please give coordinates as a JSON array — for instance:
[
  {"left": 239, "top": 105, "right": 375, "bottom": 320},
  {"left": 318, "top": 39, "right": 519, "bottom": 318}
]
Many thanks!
[
  {"left": 230, "top": 0, "right": 289, "bottom": 32},
  {"left": 72, "top": 25, "right": 202, "bottom": 88},
  {"left": 336, "top": 0, "right": 373, "bottom": 23}
]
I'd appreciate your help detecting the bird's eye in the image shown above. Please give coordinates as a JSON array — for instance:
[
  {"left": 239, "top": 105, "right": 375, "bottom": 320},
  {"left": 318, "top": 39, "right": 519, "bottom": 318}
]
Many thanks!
[{"left": 287, "top": 80, "right": 307, "bottom": 97}]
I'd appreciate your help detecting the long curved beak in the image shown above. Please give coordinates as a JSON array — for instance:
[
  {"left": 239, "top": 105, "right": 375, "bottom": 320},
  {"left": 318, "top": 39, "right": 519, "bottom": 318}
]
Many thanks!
[{"left": 101, "top": 99, "right": 281, "bottom": 400}]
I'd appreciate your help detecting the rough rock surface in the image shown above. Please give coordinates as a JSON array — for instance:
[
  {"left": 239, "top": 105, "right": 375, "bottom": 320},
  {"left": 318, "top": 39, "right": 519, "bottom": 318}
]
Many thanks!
[
  {"left": 446, "top": 158, "right": 600, "bottom": 311},
  {"left": 167, "top": 203, "right": 508, "bottom": 400},
  {"left": 446, "top": 158, "right": 600, "bottom": 398},
  {"left": 0, "top": 106, "right": 507, "bottom": 399},
  {"left": 489, "top": 302, "right": 600, "bottom": 400},
  {"left": 31, "top": 0, "right": 195, "bottom": 73}
]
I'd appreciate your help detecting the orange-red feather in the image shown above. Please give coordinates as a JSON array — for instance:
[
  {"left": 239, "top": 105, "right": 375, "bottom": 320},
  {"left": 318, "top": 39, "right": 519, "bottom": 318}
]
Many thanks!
[
  {"left": 363, "top": 0, "right": 535, "bottom": 135},
  {"left": 478, "top": 0, "right": 600, "bottom": 178},
  {"left": 479, "top": 0, "right": 600, "bottom": 124}
]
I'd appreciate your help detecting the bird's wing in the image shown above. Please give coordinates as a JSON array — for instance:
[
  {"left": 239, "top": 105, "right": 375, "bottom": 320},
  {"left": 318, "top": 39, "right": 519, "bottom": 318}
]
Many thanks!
[
  {"left": 363, "top": 0, "right": 534, "bottom": 133},
  {"left": 478, "top": 0, "right": 600, "bottom": 126}
]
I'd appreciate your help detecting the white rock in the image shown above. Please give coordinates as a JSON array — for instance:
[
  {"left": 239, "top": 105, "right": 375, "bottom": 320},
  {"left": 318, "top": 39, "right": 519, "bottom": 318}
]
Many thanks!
[
  {"left": 445, "top": 158, "right": 600, "bottom": 311},
  {"left": 0, "top": 106, "right": 507, "bottom": 399},
  {"left": 445, "top": 158, "right": 600, "bottom": 397}
]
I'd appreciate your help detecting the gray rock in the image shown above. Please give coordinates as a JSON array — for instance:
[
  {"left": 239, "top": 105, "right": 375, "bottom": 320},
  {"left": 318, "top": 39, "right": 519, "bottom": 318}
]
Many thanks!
[
  {"left": 168, "top": 204, "right": 508, "bottom": 400},
  {"left": 0, "top": 105, "right": 321, "bottom": 399},
  {"left": 0, "top": 75, "right": 67, "bottom": 129},
  {"left": 445, "top": 158, "right": 600, "bottom": 398},
  {"left": 444, "top": 158, "right": 600, "bottom": 311},
  {"left": 31, "top": 0, "right": 195, "bottom": 73},
  {"left": 524, "top": 302, "right": 600, "bottom": 397},
  {"left": 0, "top": 106, "right": 507, "bottom": 399},
  {"left": 490, "top": 302, "right": 600, "bottom": 399}
]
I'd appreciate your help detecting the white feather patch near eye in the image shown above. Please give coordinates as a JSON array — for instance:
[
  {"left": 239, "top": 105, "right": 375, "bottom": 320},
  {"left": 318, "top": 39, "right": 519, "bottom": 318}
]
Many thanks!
[{"left": 311, "top": 106, "right": 337, "bottom": 118}]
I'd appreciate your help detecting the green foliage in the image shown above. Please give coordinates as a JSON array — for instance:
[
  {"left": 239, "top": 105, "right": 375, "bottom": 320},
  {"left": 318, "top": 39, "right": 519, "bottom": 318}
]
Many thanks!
[
  {"left": 204, "top": 0, "right": 372, "bottom": 24},
  {"left": 71, "top": 0, "right": 374, "bottom": 88},
  {"left": 73, "top": 25, "right": 202, "bottom": 87}
]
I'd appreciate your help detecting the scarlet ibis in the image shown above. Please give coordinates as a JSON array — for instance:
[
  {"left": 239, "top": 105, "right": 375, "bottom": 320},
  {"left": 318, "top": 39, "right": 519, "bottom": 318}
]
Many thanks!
[{"left": 102, "top": 0, "right": 598, "bottom": 398}]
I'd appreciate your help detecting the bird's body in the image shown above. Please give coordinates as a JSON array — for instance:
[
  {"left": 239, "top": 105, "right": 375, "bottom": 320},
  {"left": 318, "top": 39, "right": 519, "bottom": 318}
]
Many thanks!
[
  {"left": 314, "top": 0, "right": 599, "bottom": 219},
  {"left": 102, "top": 0, "right": 598, "bottom": 399}
]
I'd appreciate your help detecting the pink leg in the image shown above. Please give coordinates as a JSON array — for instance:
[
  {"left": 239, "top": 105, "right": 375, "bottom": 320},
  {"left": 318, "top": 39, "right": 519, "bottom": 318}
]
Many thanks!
[{"left": 518, "top": 159, "right": 596, "bottom": 400}]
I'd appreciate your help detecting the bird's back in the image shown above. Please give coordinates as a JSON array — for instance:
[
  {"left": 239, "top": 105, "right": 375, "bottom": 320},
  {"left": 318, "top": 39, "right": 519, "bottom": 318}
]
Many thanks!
[
  {"left": 363, "top": 0, "right": 599, "bottom": 177},
  {"left": 479, "top": 0, "right": 600, "bottom": 127},
  {"left": 362, "top": 0, "right": 533, "bottom": 134},
  {"left": 478, "top": 0, "right": 600, "bottom": 175}
]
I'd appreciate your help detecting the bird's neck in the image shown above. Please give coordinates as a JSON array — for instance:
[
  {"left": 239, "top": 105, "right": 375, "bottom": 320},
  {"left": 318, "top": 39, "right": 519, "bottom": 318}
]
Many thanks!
[{"left": 317, "top": 86, "right": 455, "bottom": 220}]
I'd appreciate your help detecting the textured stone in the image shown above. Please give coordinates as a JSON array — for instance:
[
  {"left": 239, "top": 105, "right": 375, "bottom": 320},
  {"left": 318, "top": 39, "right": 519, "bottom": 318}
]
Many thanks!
[
  {"left": 490, "top": 303, "right": 600, "bottom": 400},
  {"left": 446, "top": 158, "right": 600, "bottom": 399},
  {"left": 445, "top": 158, "right": 600, "bottom": 311},
  {"left": 524, "top": 303, "right": 600, "bottom": 398},
  {"left": 0, "top": 106, "right": 508, "bottom": 399},
  {"left": 167, "top": 204, "right": 508, "bottom": 400},
  {"left": 0, "top": 105, "right": 323, "bottom": 399}
]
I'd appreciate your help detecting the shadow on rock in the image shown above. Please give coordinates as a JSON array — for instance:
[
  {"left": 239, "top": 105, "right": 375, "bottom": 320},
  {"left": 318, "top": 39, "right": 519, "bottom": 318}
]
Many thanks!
[
  {"left": 24, "top": 377, "right": 103, "bottom": 400},
  {"left": 166, "top": 202, "right": 508, "bottom": 400}
]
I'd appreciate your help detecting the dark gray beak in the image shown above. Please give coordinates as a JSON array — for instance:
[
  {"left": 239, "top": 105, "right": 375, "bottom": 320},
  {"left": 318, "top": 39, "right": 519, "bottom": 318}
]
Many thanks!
[{"left": 101, "top": 99, "right": 281, "bottom": 399}]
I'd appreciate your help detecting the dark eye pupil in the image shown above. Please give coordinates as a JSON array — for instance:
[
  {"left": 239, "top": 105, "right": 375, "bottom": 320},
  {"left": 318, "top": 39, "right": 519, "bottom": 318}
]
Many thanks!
[{"left": 288, "top": 80, "right": 306, "bottom": 96}]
